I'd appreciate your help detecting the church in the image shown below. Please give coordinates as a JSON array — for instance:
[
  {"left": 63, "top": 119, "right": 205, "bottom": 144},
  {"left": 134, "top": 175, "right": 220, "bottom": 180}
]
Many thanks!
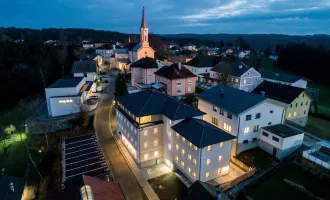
[{"left": 115, "top": 7, "right": 155, "bottom": 70}]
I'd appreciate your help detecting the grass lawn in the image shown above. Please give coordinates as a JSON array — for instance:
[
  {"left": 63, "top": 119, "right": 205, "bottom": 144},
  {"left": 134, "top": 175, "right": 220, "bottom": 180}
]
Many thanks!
[
  {"left": 305, "top": 116, "right": 330, "bottom": 140},
  {"left": 245, "top": 163, "right": 330, "bottom": 200},
  {"left": 236, "top": 148, "right": 275, "bottom": 169},
  {"left": 148, "top": 172, "right": 189, "bottom": 200}
]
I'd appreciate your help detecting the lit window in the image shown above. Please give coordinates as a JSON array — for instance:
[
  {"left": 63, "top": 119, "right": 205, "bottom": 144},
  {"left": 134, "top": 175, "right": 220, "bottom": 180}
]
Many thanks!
[
  {"left": 169, "top": 120, "right": 172, "bottom": 125},
  {"left": 218, "top": 168, "right": 222, "bottom": 174},
  {"left": 188, "top": 142, "right": 192, "bottom": 147},
  {"left": 176, "top": 133, "right": 179, "bottom": 138},
  {"left": 218, "top": 155, "right": 223, "bottom": 162},
  {"left": 224, "top": 123, "right": 232, "bottom": 133},
  {"left": 59, "top": 99, "right": 73, "bottom": 104},
  {"left": 168, "top": 143, "right": 171, "bottom": 151},
  {"left": 235, "top": 78, "right": 238, "bottom": 83},
  {"left": 192, "top": 172, "right": 196, "bottom": 179},
  {"left": 243, "top": 79, "right": 247, "bottom": 84},
  {"left": 144, "top": 130, "right": 148, "bottom": 136},
  {"left": 175, "top": 156, "right": 179, "bottom": 162},
  {"left": 293, "top": 112, "right": 297, "bottom": 117},
  {"left": 181, "top": 149, "right": 185, "bottom": 156},
  {"left": 207, "top": 159, "right": 211, "bottom": 166},
  {"left": 144, "top": 153, "right": 149, "bottom": 160},
  {"left": 188, "top": 87, "right": 191, "bottom": 92},
  {"left": 182, "top": 137, "right": 185, "bottom": 143},
  {"left": 213, "top": 106, "right": 218, "bottom": 112},
  {"left": 253, "top": 125, "right": 259, "bottom": 132},
  {"left": 219, "top": 142, "right": 224, "bottom": 148},
  {"left": 176, "top": 144, "right": 179, "bottom": 151},
  {"left": 212, "top": 117, "right": 218, "bottom": 126},
  {"left": 181, "top": 161, "right": 184, "bottom": 167},
  {"left": 207, "top": 145, "right": 212, "bottom": 151},
  {"left": 168, "top": 131, "right": 171, "bottom": 137},
  {"left": 188, "top": 154, "right": 192, "bottom": 160},
  {"left": 154, "top": 128, "right": 158, "bottom": 134},
  {"left": 194, "top": 146, "right": 198, "bottom": 151},
  {"left": 144, "top": 142, "right": 148, "bottom": 149},
  {"left": 206, "top": 172, "right": 210, "bottom": 178},
  {"left": 288, "top": 113, "right": 292, "bottom": 118},
  {"left": 188, "top": 79, "right": 192, "bottom": 84},
  {"left": 188, "top": 168, "right": 191, "bottom": 173},
  {"left": 154, "top": 139, "right": 158, "bottom": 147},
  {"left": 154, "top": 151, "right": 158, "bottom": 157},
  {"left": 193, "top": 159, "right": 197, "bottom": 166}
]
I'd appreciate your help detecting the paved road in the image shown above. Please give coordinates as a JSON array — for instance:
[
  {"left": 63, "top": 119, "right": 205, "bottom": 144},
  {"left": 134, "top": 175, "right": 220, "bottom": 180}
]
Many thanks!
[{"left": 94, "top": 70, "right": 145, "bottom": 200}]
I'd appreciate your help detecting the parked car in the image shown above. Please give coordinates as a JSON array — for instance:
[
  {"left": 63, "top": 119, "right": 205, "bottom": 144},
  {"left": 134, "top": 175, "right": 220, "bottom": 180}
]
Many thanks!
[{"left": 90, "top": 95, "right": 98, "bottom": 100}]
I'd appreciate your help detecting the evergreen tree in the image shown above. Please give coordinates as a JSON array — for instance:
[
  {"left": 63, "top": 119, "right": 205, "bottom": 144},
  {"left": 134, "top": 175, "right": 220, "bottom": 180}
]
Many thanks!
[{"left": 114, "top": 74, "right": 128, "bottom": 97}]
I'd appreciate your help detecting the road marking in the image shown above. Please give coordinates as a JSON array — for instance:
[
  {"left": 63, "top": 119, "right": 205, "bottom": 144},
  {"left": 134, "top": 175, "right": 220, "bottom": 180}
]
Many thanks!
[
  {"left": 66, "top": 166, "right": 109, "bottom": 179},
  {"left": 66, "top": 146, "right": 99, "bottom": 154},
  {"left": 66, "top": 160, "right": 106, "bottom": 172},
  {"left": 66, "top": 155, "right": 104, "bottom": 166},
  {"left": 66, "top": 150, "right": 103, "bottom": 160}
]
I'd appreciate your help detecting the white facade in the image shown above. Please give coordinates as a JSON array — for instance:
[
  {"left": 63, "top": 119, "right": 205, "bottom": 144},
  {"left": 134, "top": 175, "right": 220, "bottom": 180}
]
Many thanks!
[
  {"left": 210, "top": 68, "right": 261, "bottom": 92},
  {"left": 73, "top": 72, "right": 96, "bottom": 82},
  {"left": 261, "top": 77, "right": 307, "bottom": 89},
  {"left": 198, "top": 99, "right": 286, "bottom": 155},
  {"left": 185, "top": 65, "right": 213, "bottom": 75},
  {"left": 259, "top": 128, "right": 304, "bottom": 159},
  {"left": 96, "top": 49, "right": 115, "bottom": 63},
  {"left": 183, "top": 44, "right": 196, "bottom": 51},
  {"left": 45, "top": 78, "right": 86, "bottom": 117}
]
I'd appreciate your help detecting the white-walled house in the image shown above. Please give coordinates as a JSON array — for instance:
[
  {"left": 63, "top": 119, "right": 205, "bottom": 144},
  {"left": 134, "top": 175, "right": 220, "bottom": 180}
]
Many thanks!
[
  {"left": 72, "top": 60, "right": 98, "bottom": 82},
  {"left": 210, "top": 60, "right": 261, "bottom": 92},
  {"left": 131, "top": 57, "right": 158, "bottom": 86},
  {"left": 45, "top": 77, "right": 93, "bottom": 117},
  {"left": 197, "top": 85, "right": 286, "bottom": 155},
  {"left": 184, "top": 55, "right": 222, "bottom": 76},
  {"left": 260, "top": 71, "right": 307, "bottom": 89},
  {"left": 259, "top": 124, "right": 304, "bottom": 160},
  {"left": 95, "top": 47, "right": 115, "bottom": 64},
  {"left": 115, "top": 90, "right": 236, "bottom": 182}
]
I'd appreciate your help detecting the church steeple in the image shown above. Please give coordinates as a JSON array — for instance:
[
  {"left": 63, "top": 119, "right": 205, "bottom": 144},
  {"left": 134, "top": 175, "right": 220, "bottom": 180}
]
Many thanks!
[{"left": 140, "top": 7, "right": 149, "bottom": 46}]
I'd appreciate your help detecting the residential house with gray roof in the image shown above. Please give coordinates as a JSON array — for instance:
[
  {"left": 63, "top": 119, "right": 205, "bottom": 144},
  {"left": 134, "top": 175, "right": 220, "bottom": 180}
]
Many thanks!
[
  {"left": 184, "top": 55, "right": 222, "bottom": 77},
  {"left": 260, "top": 71, "right": 307, "bottom": 89},
  {"left": 209, "top": 60, "right": 261, "bottom": 92},
  {"left": 72, "top": 60, "right": 98, "bottom": 82},
  {"left": 197, "top": 84, "right": 286, "bottom": 155},
  {"left": 115, "top": 90, "right": 236, "bottom": 182}
]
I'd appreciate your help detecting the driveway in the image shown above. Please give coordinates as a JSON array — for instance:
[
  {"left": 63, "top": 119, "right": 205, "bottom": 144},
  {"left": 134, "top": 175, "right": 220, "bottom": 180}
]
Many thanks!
[{"left": 94, "top": 70, "right": 146, "bottom": 200}]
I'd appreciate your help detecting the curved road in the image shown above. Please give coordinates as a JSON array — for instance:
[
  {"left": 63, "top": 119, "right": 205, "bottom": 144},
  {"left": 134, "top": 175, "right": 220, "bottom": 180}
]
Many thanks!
[{"left": 94, "top": 70, "right": 145, "bottom": 200}]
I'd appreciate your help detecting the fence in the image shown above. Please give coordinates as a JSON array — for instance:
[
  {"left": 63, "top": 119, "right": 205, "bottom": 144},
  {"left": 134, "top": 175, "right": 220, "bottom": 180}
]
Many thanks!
[
  {"left": 230, "top": 156, "right": 252, "bottom": 172},
  {"left": 221, "top": 163, "right": 256, "bottom": 191}
]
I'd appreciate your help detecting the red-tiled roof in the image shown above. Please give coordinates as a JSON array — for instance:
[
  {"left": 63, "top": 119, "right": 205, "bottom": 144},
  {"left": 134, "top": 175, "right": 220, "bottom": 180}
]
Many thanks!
[
  {"left": 155, "top": 63, "right": 196, "bottom": 80},
  {"left": 82, "top": 176, "right": 125, "bottom": 200}
]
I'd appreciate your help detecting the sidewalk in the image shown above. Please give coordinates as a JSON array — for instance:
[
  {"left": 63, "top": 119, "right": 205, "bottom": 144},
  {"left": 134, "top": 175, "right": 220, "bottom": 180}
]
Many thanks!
[{"left": 110, "top": 106, "right": 160, "bottom": 200}]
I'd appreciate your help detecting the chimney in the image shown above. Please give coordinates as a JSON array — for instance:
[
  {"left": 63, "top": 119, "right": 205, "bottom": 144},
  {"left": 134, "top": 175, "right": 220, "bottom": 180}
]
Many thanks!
[
  {"left": 9, "top": 182, "right": 14, "bottom": 192},
  {"left": 112, "top": 44, "right": 116, "bottom": 50},
  {"left": 216, "top": 190, "right": 222, "bottom": 200},
  {"left": 260, "top": 91, "right": 265, "bottom": 97},
  {"left": 178, "top": 62, "right": 181, "bottom": 70},
  {"left": 220, "top": 88, "right": 224, "bottom": 97}
]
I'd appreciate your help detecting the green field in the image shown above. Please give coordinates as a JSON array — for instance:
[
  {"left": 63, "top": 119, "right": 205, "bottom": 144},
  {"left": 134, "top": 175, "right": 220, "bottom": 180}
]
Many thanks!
[{"left": 245, "top": 163, "right": 330, "bottom": 200}]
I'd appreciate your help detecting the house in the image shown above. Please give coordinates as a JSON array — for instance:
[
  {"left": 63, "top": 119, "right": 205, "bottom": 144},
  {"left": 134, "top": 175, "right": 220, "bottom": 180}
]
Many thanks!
[
  {"left": 185, "top": 181, "right": 230, "bottom": 200},
  {"left": 0, "top": 175, "right": 25, "bottom": 200},
  {"left": 260, "top": 71, "right": 307, "bottom": 89},
  {"left": 96, "top": 45, "right": 115, "bottom": 64},
  {"left": 115, "top": 90, "right": 236, "bottom": 182},
  {"left": 252, "top": 81, "right": 312, "bottom": 126},
  {"left": 209, "top": 60, "right": 261, "bottom": 92},
  {"left": 131, "top": 57, "right": 158, "bottom": 86},
  {"left": 269, "top": 54, "right": 278, "bottom": 61},
  {"left": 169, "top": 46, "right": 180, "bottom": 55},
  {"left": 82, "top": 41, "right": 94, "bottom": 48},
  {"left": 197, "top": 84, "right": 286, "bottom": 155},
  {"left": 238, "top": 50, "right": 250, "bottom": 59},
  {"left": 185, "top": 55, "right": 222, "bottom": 76},
  {"left": 169, "top": 41, "right": 179, "bottom": 49},
  {"left": 79, "top": 53, "right": 103, "bottom": 66},
  {"left": 259, "top": 124, "right": 304, "bottom": 160},
  {"left": 302, "top": 141, "right": 330, "bottom": 179},
  {"left": 72, "top": 60, "right": 98, "bottom": 82},
  {"left": 154, "top": 63, "right": 197, "bottom": 96},
  {"left": 45, "top": 77, "right": 94, "bottom": 117},
  {"left": 116, "top": 58, "right": 131, "bottom": 71},
  {"left": 184, "top": 43, "right": 196, "bottom": 51}
]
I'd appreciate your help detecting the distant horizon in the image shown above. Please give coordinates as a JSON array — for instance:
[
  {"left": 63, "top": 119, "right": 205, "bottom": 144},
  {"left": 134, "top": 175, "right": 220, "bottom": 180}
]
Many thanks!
[
  {"left": 2, "top": 26, "right": 330, "bottom": 37},
  {"left": 1, "top": 1, "right": 330, "bottom": 35}
]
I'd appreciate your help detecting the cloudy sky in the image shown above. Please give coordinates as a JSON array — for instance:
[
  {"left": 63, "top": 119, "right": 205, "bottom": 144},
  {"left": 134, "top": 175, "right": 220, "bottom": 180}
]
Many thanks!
[{"left": 1, "top": 0, "right": 330, "bottom": 35}]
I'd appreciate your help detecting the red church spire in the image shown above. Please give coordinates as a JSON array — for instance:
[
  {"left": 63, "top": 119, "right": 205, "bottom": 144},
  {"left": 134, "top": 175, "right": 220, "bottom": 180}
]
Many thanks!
[{"left": 141, "top": 7, "right": 147, "bottom": 28}]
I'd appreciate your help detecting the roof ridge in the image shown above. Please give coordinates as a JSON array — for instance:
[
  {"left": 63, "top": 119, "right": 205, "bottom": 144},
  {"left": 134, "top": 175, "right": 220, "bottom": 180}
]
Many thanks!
[
  {"left": 138, "top": 91, "right": 154, "bottom": 116},
  {"left": 199, "top": 122, "right": 206, "bottom": 147},
  {"left": 171, "top": 101, "right": 181, "bottom": 119}
]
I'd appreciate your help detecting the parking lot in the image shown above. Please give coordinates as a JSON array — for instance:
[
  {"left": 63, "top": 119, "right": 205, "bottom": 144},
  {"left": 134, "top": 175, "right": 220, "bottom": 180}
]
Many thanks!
[{"left": 63, "top": 134, "right": 111, "bottom": 181}]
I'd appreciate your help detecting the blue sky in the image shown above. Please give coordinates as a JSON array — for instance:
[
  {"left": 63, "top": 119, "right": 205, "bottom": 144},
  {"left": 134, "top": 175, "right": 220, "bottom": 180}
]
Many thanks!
[{"left": 1, "top": 0, "right": 330, "bottom": 35}]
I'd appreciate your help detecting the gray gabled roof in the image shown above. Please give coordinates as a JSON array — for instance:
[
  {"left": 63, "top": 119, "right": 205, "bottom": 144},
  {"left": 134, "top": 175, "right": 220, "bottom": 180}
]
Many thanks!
[
  {"left": 197, "top": 84, "right": 266, "bottom": 115},
  {"left": 79, "top": 53, "right": 100, "bottom": 60},
  {"left": 211, "top": 60, "right": 250, "bottom": 77},
  {"left": 116, "top": 90, "right": 205, "bottom": 120},
  {"left": 260, "top": 71, "right": 303, "bottom": 83},
  {"left": 171, "top": 118, "right": 236, "bottom": 148},
  {"left": 185, "top": 55, "right": 222, "bottom": 68},
  {"left": 48, "top": 77, "right": 84, "bottom": 88},
  {"left": 130, "top": 57, "right": 158, "bottom": 69},
  {"left": 71, "top": 61, "right": 97, "bottom": 73}
]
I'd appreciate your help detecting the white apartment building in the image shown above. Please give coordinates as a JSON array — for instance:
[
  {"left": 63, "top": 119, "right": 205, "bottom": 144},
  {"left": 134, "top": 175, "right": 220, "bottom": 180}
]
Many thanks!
[
  {"left": 115, "top": 90, "right": 236, "bottom": 182},
  {"left": 197, "top": 84, "right": 286, "bottom": 155},
  {"left": 45, "top": 77, "right": 94, "bottom": 117},
  {"left": 71, "top": 60, "right": 98, "bottom": 82},
  {"left": 209, "top": 60, "right": 261, "bottom": 92}
]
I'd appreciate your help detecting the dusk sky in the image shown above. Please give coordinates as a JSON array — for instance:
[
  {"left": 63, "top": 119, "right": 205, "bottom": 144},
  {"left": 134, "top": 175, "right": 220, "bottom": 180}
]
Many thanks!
[{"left": 1, "top": 0, "right": 330, "bottom": 35}]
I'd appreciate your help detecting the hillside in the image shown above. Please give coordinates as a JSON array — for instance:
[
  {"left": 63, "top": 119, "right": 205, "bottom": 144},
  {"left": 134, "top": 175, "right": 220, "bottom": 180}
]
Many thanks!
[{"left": 162, "top": 33, "right": 330, "bottom": 50}]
